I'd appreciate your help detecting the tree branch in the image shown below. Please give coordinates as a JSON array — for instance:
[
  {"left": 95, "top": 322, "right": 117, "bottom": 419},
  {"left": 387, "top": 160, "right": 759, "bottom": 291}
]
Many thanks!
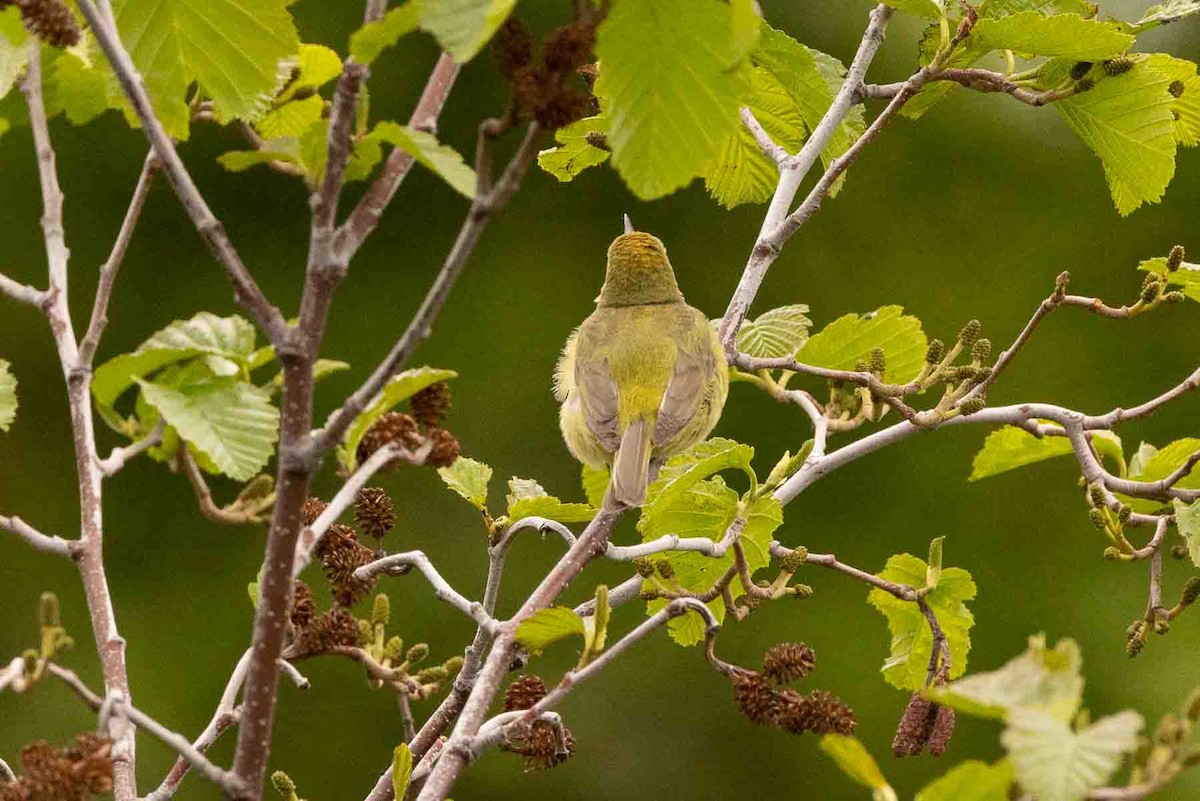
[
  {"left": 354, "top": 551, "right": 501, "bottom": 633},
  {"left": 98, "top": 419, "right": 164, "bottom": 477},
  {"left": 0, "top": 272, "right": 48, "bottom": 308},
  {"left": 0, "top": 514, "right": 78, "bottom": 557}
]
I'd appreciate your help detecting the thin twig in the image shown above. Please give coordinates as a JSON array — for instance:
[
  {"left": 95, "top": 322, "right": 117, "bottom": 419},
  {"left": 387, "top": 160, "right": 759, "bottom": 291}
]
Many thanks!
[
  {"left": 178, "top": 449, "right": 268, "bottom": 525},
  {"left": 98, "top": 419, "right": 164, "bottom": 477},
  {"left": 0, "top": 273, "right": 47, "bottom": 307},
  {"left": 354, "top": 552, "right": 500, "bottom": 633},
  {"left": 0, "top": 514, "right": 77, "bottom": 557}
]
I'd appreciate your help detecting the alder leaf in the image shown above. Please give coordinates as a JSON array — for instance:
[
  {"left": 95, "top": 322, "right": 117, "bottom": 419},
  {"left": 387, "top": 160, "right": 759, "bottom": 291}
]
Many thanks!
[
  {"left": 970, "top": 426, "right": 1074, "bottom": 481},
  {"left": 820, "top": 735, "right": 896, "bottom": 799},
  {"left": 1002, "top": 709, "right": 1142, "bottom": 801},
  {"left": 515, "top": 607, "right": 585, "bottom": 654},
  {"left": 883, "top": 0, "right": 944, "bottom": 18},
  {"left": 796, "top": 306, "right": 927, "bottom": 383},
  {"left": 537, "top": 114, "right": 610, "bottom": 183},
  {"left": 970, "top": 12, "right": 1133, "bottom": 60},
  {"left": 916, "top": 760, "right": 1014, "bottom": 801},
  {"left": 736, "top": 304, "right": 812, "bottom": 358},
  {"left": 868, "top": 553, "right": 976, "bottom": 690},
  {"left": 1130, "top": 0, "right": 1200, "bottom": 31},
  {"left": 336, "top": 367, "right": 457, "bottom": 472},
  {"left": 351, "top": 3, "right": 420, "bottom": 65},
  {"left": 1172, "top": 499, "right": 1200, "bottom": 566},
  {"left": 420, "top": 0, "right": 517, "bottom": 62},
  {"left": 367, "top": 122, "right": 477, "bottom": 199},
  {"left": 438, "top": 456, "right": 493, "bottom": 510}
]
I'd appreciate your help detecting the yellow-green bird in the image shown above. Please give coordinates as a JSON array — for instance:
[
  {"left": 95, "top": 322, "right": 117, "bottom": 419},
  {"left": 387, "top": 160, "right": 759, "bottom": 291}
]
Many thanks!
[{"left": 555, "top": 220, "right": 728, "bottom": 507}]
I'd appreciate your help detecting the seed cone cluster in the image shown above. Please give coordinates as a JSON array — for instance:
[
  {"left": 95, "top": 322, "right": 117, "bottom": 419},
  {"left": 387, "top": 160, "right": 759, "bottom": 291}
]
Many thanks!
[
  {"left": 354, "top": 487, "right": 396, "bottom": 542},
  {"left": 492, "top": 17, "right": 597, "bottom": 130},
  {"left": 2, "top": 0, "right": 81, "bottom": 48},
  {"left": 500, "top": 674, "right": 577, "bottom": 771},
  {"left": 892, "top": 691, "right": 956, "bottom": 757},
  {"left": 729, "top": 643, "right": 856, "bottom": 736},
  {"left": 0, "top": 734, "right": 113, "bottom": 801},
  {"left": 354, "top": 382, "right": 461, "bottom": 471},
  {"left": 317, "top": 524, "right": 377, "bottom": 606}
]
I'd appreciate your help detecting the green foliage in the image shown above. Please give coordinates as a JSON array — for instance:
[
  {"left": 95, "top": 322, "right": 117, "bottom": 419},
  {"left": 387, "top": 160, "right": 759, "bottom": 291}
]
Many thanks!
[
  {"left": 640, "top": 438, "right": 757, "bottom": 533},
  {"left": 915, "top": 760, "right": 1014, "bottom": 801},
  {"left": 970, "top": 12, "right": 1132, "bottom": 59},
  {"left": 929, "top": 634, "right": 1083, "bottom": 721},
  {"left": 0, "top": 10, "right": 25, "bottom": 102},
  {"left": 111, "top": 0, "right": 300, "bottom": 136},
  {"left": 0, "top": 359, "right": 15, "bottom": 432},
  {"left": 1119, "top": 438, "right": 1200, "bottom": 512},
  {"left": 594, "top": 0, "right": 751, "bottom": 200},
  {"left": 1142, "top": 55, "right": 1200, "bottom": 148},
  {"left": 980, "top": 0, "right": 1098, "bottom": 15},
  {"left": 336, "top": 367, "right": 457, "bottom": 472},
  {"left": 883, "top": 0, "right": 944, "bottom": 18},
  {"left": 367, "top": 122, "right": 477, "bottom": 199},
  {"left": 47, "top": 46, "right": 110, "bottom": 126},
  {"left": 391, "top": 744, "right": 414, "bottom": 799},
  {"left": 796, "top": 306, "right": 928, "bottom": 383},
  {"left": 438, "top": 456, "right": 493, "bottom": 510},
  {"left": 420, "top": 0, "right": 516, "bottom": 62},
  {"left": 537, "top": 115, "right": 610, "bottom": 183},
  {"left": 1173, "top": 499, "right": 1200, "bottom": 567},
  {"left": 1054, "top": 58, "right": 1178, "bottom": 216},
  {"left": 868, "top": 552, "right": 976, "bottom": 690},
  {"left": 819, "top": 735, "right": 897, "bottom": 801},
  {"left": 137, "top": 377, "right": 278, "bottom": 481},
  {"left": 1130, "top": 0, "right": 1200, "bottom": 31},
  {"left": 970, "top": 426, "right": 1073, "bottom": 481},
  {"left": 351, "top": 4, "right": 420, "bottom": 65},
  {"left": 582, "top": 585, "right": 609, "bottom": 664},
  {"left": 514, "top": 606, "right": 585, "bottom": 654},
  {"left": 504, "top": 477, "right": 595, "bottom": 525},
  {"left": 581, "top": 464, "right": 610, "bottom": 509},
  {"left": 1001, "top": 709, "right": 1142, "bottom": 801},
  {"left": 735, "top": 304, "right": 812, "bottom": 359},
  {"left": 1140, "top": 253, "right": 1200, "bottom": 303}
]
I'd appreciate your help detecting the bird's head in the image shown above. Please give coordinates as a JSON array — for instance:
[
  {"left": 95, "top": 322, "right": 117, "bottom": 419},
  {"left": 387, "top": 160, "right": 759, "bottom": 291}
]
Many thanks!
[{"left": 598, "top": 230, "right": 684, "bottom": 308}]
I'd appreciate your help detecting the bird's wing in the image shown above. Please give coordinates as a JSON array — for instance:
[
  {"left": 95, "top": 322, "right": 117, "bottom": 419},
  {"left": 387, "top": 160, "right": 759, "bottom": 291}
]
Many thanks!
[
  {"left": 575, "top": 340, "right": 622, "bottom": 453},
  {"left": 653, "top": 319, "right": 718, "bottom": 446}
]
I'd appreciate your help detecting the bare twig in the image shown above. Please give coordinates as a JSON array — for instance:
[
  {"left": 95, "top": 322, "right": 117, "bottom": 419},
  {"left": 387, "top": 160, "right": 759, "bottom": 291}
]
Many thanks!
[
  {"left": 354, "top": 551, "right": 500, "bottom": 633},
  {"left": 98, "top": 420, "right": 164, "bottom": 477},
  {"left": 178, "top": 450, "right": 268, "bottom": 525},
  {"left": 0, "top": 514, "right": 77, "bottom": 557},
  {"left": 0, "top": 272, "right": 47, "bottom": 308},
  {"left": 740, "top": 108, "right": 788, "bottom": 165}
]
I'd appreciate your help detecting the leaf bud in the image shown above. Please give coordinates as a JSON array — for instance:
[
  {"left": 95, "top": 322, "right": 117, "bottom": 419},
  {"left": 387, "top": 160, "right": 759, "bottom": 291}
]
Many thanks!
[
  {"left": 1117, "top": 504, "right": 1132, "bottom": 522},
  {"left": 1141, "top": 280, "right": 1161, "bottom": 304},
  {"left": 869, "top": 347, "right": 887, "bottom": 375},
  {"left": 1089, "top": 484, "right": 1107, "bottom": 507},
  {"left": 971, "top": 338, "right": 992, "bottom": 363},
  {"left": 1070, "top": 61, "right": 1093, "bottom": 80},
  {"left": 39, "top": 592, "right": 61, "bottom": 629},
  {"left": 1169, "top": 80, "right": 1186, "bottom": 98},
  {"left": 1103, "top": 546, "right": 1121, "bottom": 560},
  {"left": 385, "top": 635, "right": 404, "bottom": 661},
  {"left": 1103, "top": 57, "right": 1134, "bottom": 76},
  {"left": 925, "top": 339, "right": 945, "bottom": 365},
  {"left": 1168, "top": 245, "right": 1186, "bottom": 271},
  {"left": 1088, "top": 507, "right": 1108, "bottom": 530},
  {"left": 958, "top": 397, "right": 986, "bottom": 416},
  {"left": 406, "top": 643, "right": 429, "bottom": 664},
  {"left": 957, "top": 319, "right": 982, "bottom": 348},
  {"left": 271, "top": 771, "right": 297, "bottom": 799},
  {"left": 371, "top": 594, "right": 390, "bottom": 627},
  {"left": 1127, "top": 634, "right": 1145, "bottom": 657}
]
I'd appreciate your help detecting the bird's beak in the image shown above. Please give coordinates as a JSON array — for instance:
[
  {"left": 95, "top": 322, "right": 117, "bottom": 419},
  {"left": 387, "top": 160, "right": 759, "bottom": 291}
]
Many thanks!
[{"left": 623, "top": 213, "right": 634, "bottom": 234}]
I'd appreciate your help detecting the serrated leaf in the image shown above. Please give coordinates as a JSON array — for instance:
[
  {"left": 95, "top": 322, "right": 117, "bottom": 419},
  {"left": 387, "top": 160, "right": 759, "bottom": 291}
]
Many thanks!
[
  {"left": 217, "top": 142, "right": 301, "bottom": 173},
  {"left": 508, "top": 496, "right": 596, "bottom": 525},
  {"left": 47, "top": 45, "right": 111, "bottom": 125},
  {"left": 868, "top": 553, "right": 976, "bottom": 690},
  {"left": 537, "top": 114, "right": 610, "bottom": 182},
  {"left": 582, "top": 464, "right": 609, "bottom": 508},
  {"left": 111, "top": 0, "right": 300, "bottom": 129},
  {"left": 391, "top": 743, "right": 414, "bottom": 799},
  {"left": 640, "top": 438, "right": 756, "bottom": 535},
  {"left": 796, "top": 306, "right": 927, "bottom": 383},
  {"left": 1002, "top": 709, "right": 1142, "bottom": 801},
  {"left": 727, "top": 0, "right": 761, "bottom": 66},
  {"left": 255, "top": 95, "right": 323, "bottom": 139},
  {"left": 515, "top": 606, "right": 585, "bottom": 654},
  {"left": 1141, "top": 257, "right": 1200, "bottom": 303},
  {"left": 820, "top": 735, "right": 893, "bottom": 793},
  {"left": 736, "top": 304, "right": 812, "bottom": 358},
  {"left": 368, "top": 122, "right": 476, "bottom": 199},
  {"left": 1131, "top": 0, "right": 1200, "bottom": 31},
  {"left": 1056, "top": 59, "right": 1177, "bottom": 215},
  {"left": 1173, "top": 499, "right": 1200, "bottom": 566},
  {"left": 971, "top": 12, "right": 1132, "bottom": 59},
  {"left": 420, "top": 0, "right": 516, "bottom": 62},
  {"left": 0, "top": 359, "right": 16, "bottom": 432},
  {"left": 291, "top": 44, "right": 342, "bottom": 93},
  {"left": 1122, "top": 437, "right": 1200, "bottom": 512},
  {"left": 970, "top": 426, "right": 1074, "bottom": 481},
  {"left": 1143, "top": 55, "right": 1200, "bottom": 148},
  {"left": 981, "top": 0, "right": 1098, "bottom": 16},
  {"left": 137, "top": 377, "right": 278, "bottom": 480},
  {"left": 884, "top": 0, "right": 944, "bottom": 18},
  {"left": 586, "top": 585, "right": 610, "bottom": 658},
  {"left": 336, "top": 367, "right": 456, "bottom": 471},
  {"left": 594, "top": 0, "right": 751, "bottom": 200},
  {"left": 929, "top": 634, "right": 1083, "bottom": 722},
  {"left": 1129, "top": 441, "right": 1159, "bottom": 476},
  {"left": 643, "top": 481, "right": 781, "bottom": 646},
  {"left": 351, "top": 3, "right": 420, "bottom": 65},
  {"left": 916, "top": 760, "right": 1014, "bottom": 801},
  {"left": 438, "top": 456, "right": 492, "bottom": 510},
  {"left": 507, "top": 476, "right": 547, "bottom": 504}
]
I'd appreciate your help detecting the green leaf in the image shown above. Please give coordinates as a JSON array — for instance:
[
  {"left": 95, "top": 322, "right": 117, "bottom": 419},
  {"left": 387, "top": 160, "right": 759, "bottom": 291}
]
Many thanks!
[
  {"left": 351, "top": 3, "right": 420, "bottom": 65},
  {"left": 438, "top": 456, "right": 493, "bottom": 510},
  {"left": 820, "top": 735, "right": 895, "bottom": 798},
  {"left": 970, "top": 12, "right": 1132, "bottom": 59},
  {"left": 391, "top": 743, "right": 414, "bottom": 799},
  {"left": 643, "top": 482, "right": 782, "bottom": 646},
  {"left": 92, "top": 312, "right": 258, "bottom": 428},
  {"left": 868, "top": 553, "right": 976, "bottom": 690},
  {"left": 970, "top": 426, "right": 1074, "bottom": 481},
  {"left": 929, "top": 634, "right": 1084, "bottom": 722},
  {"left": 255, "top": 95, "right": 324, "bottom": 139},
  {"left": 507, "top": 476, "right": 547, "bottom": 504},
  {"left": 884, "top": 0, "right": 944, "bottom": 18},
  {"left": 515, "top": 607, "right": 586, "bottom": 654},
  {"left": 419, "top": 0, "right": 517, "bottom": 62},
  {"left": 0, "top": 359, "right": 16, "bottom": 432},
  {"left": 0, "top": 10, "right": 28, "bottom": 101},
  {"left": 640, "top": 438, "right": 756, "bottom": 535},
  {"left": 336, "top": 367, "right": 457, "bottom": 472},
  {"left": 581, "top": 464, "right": 609, "bottom": 509},
  {"left": 980, "top": 0, "right": 1098, "bottom": 16},
  {"left": 594, "top": 0, "right": 751, "bottom": 200},
  {"left": 288, "top": 44, "right": 343, "bottom": 96},
  {"left": 1123, "top": 437, "right": 1200, "bottom": 512},
  {"left": 1173, "top": 499, "right": 1200, "bottom": 566},
  {"left": 111, "top": 0, "right": 300, "bottom": 129},
  {"left": 1131, "top": 0, "right": 1200, "bottom": 31},
  {"left": 796, "top": 306, "right": 928, "bottom": 383},
  {"left": 47, "top": 46, "right": 111, "bottom": 126},
  {"left": 368, "top": 122, "right": 477, "bottom": 199},
  {"left": 267, "top": 358, "right": 349, "bottom": 390},
  {"left": 1055, "top": 58, "right": 1177, "bottom": 216},
  {"left": 1143, "top": 55, "right": 1200, "bottom": 148},
  {"left": 1002, "top": 709, "right": 1143, "bottom": 801},
  {"left": 217, "top": 142, "right": 302, "bottom": 173},
  {"left": 916, "top": 760, "right": 1014, "bottom": 801},
  {"left": 726, "top": 0, "right": 761, "bottom": 66},
  {"left": 537, "top": 114, "right": 610, "bottom": 182},
  {"left": 505, "top": 476, "right": 595, "bottom": 524},
  {"left": 735, "top": 305, "right": 812, "bottom": 359},
  {"left": 1129, "top": 441, "right": 1159, "bottom": 477},
  {"left": 584, "top": 585, "right": 610, "bottom": 660},
  {"left": 137, "top": 377, "right": 278, "bottom": 480}
]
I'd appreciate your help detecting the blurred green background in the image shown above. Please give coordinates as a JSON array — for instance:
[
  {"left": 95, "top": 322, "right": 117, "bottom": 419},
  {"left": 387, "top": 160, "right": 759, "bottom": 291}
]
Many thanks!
[{"left": 2, "top": 1, "right": 1199, "bottom": 798}]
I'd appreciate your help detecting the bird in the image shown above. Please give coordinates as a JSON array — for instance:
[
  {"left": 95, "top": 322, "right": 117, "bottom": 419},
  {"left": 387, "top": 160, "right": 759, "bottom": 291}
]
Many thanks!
[{"left": 554, "top": 217, "right": 728, "bottom": 507}]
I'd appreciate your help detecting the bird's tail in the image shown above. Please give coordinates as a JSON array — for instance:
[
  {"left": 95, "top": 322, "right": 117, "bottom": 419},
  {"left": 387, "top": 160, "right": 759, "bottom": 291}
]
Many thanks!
[{"left": 609, "top": 418, "right": 653, "bottom": 508}]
